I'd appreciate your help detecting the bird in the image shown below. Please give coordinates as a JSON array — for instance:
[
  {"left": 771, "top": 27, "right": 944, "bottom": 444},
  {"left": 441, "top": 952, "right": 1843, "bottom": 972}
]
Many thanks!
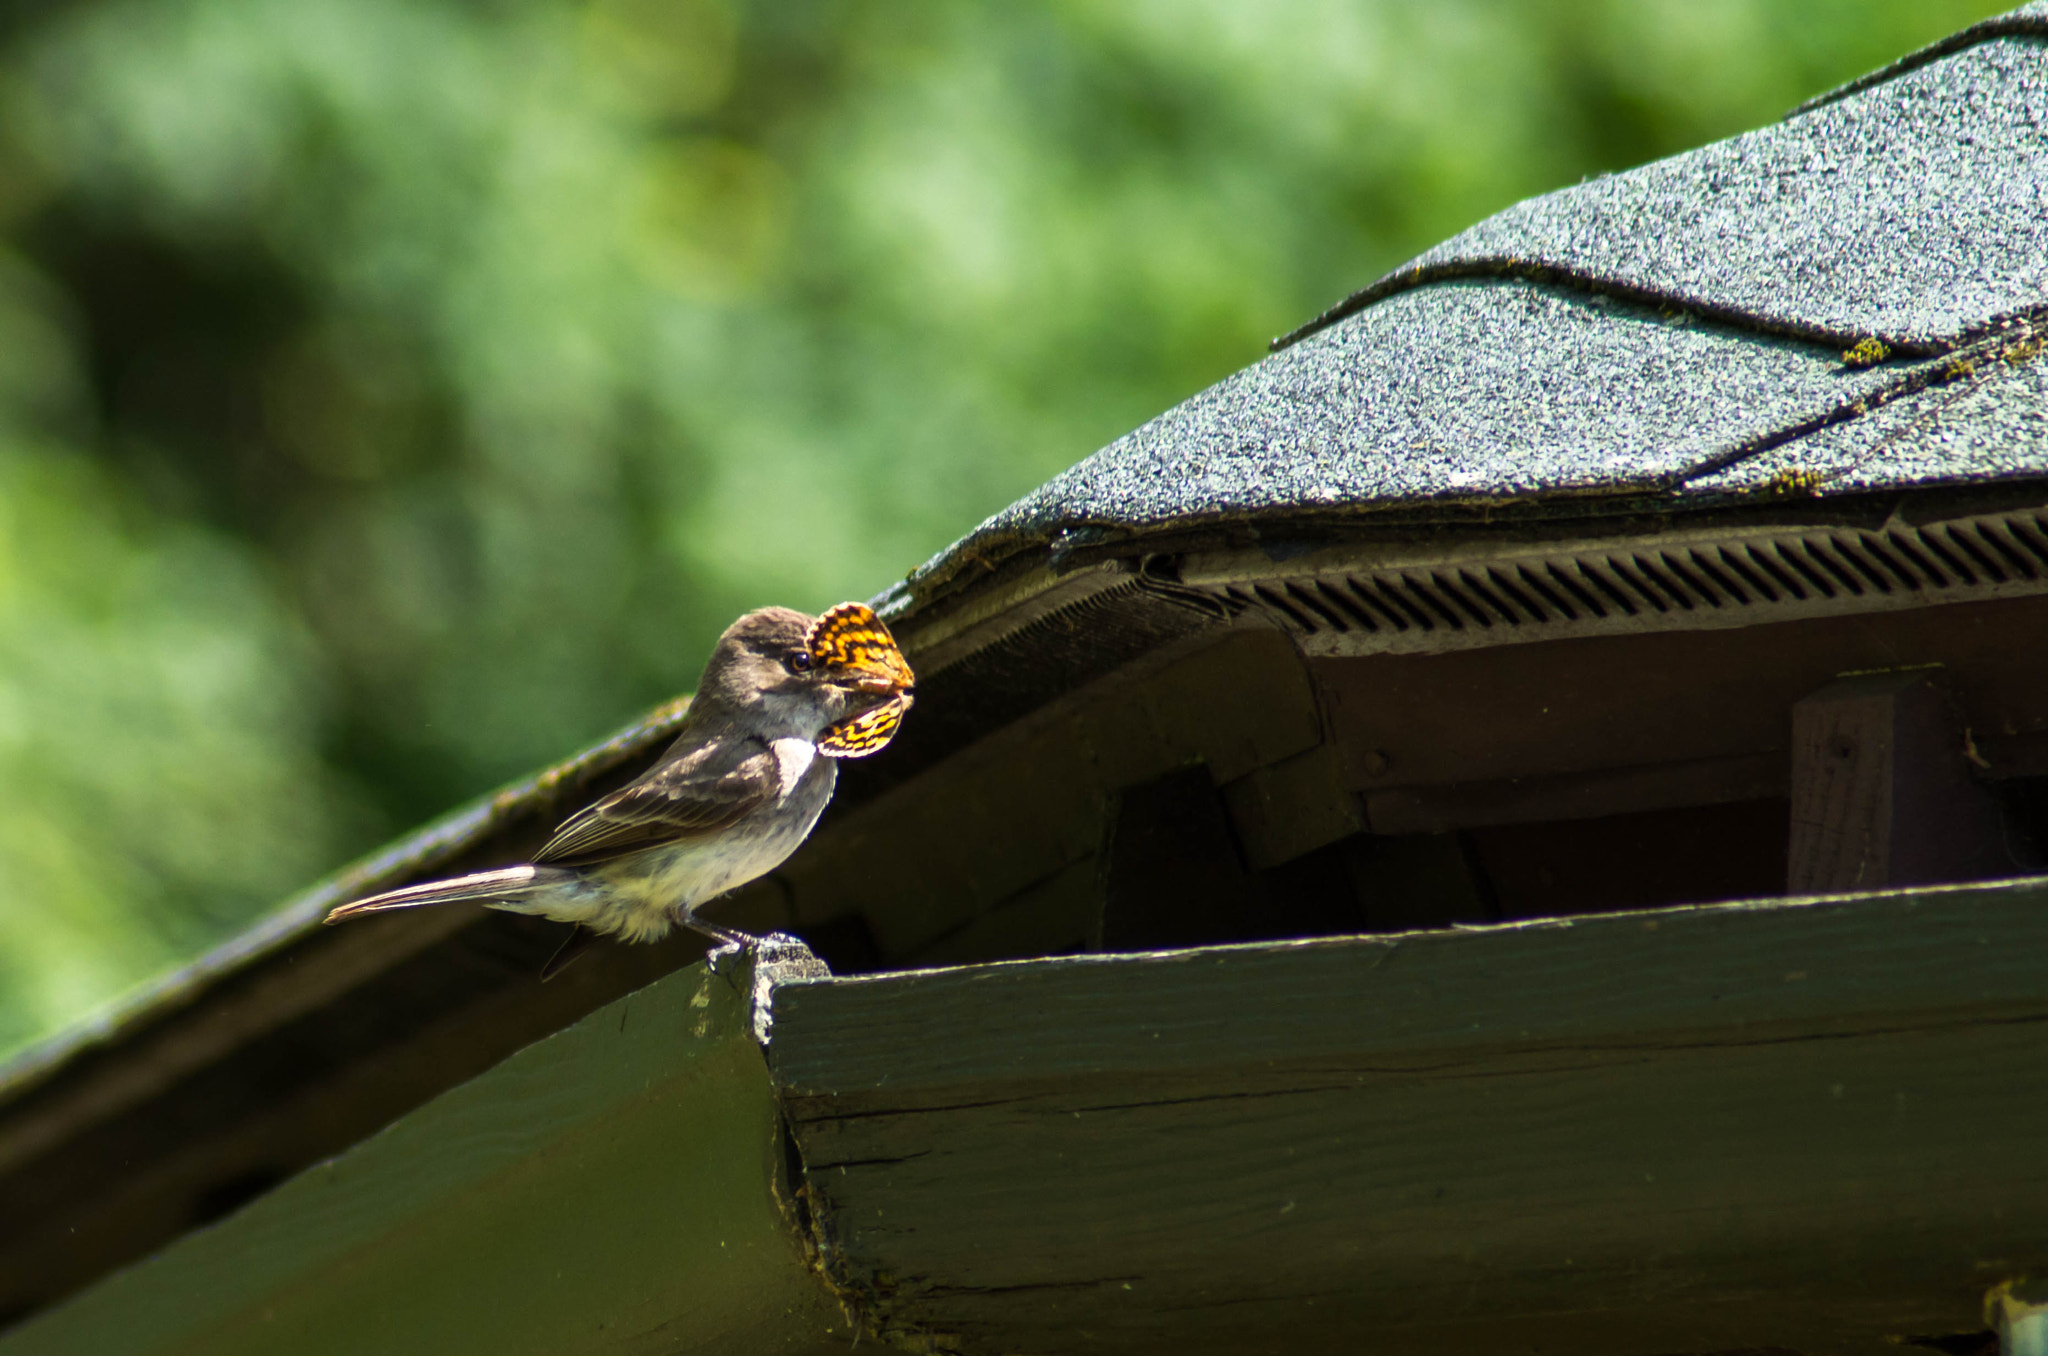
[{"left": 324, "top": 602, "right": 914, "bottom": 973}]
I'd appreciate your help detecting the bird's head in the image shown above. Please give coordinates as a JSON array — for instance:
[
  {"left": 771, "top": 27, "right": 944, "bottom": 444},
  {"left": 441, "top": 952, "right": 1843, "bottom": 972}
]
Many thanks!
[{"left": 698, "top": 603, "right": 915, "bottom": 755}]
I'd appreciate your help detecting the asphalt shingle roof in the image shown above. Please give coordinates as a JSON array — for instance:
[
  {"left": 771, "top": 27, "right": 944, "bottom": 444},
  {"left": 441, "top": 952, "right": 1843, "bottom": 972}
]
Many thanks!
[
  {"left": 898, "top": 8, "right": 2048, "bottom": 607},
  {"left": 1694, "top": 336, "right": 2048, "bottom": 496},
  {"left": 1313, "top": 22, "right": 2048, "bottom": 351},
  {"left": 979, "top": 280, "right": 1939, "bottom": 525}
]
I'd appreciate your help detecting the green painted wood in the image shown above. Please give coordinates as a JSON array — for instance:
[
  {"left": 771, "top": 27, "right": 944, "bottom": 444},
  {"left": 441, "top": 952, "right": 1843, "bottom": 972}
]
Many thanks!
[
  {"left": 0, "top": 952, "right": 851, "bottom": 1356},
  {"left": 768, "top": 879, "right": 2048, "bottom": 1356},
  {"left": 16, "top": 874, "right": 2045, "bottom": 1356}
]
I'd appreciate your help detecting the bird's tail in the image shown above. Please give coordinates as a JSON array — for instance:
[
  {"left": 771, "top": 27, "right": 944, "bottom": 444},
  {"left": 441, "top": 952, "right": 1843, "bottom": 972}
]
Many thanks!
[{"left": 324, "top": 865, "right": 579, "bottom": 924}]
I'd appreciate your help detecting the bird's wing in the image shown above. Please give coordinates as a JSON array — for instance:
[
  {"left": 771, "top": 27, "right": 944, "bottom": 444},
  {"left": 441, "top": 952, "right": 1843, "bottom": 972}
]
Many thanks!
[{"left": 534, "top": 742, "right": 781, "bottom": 867}]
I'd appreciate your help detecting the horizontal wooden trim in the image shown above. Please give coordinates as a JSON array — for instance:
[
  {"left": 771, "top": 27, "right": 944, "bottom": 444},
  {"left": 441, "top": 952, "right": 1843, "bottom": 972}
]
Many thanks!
[
  {"left": 14, "top": 879, "right": 2048, "bottom": 1356},
  {"left": 0, "top": 946, "right": 849, "bottom": 1356},
  {"left": 1362, "top": 750, "right": 1786, "bottom": 834},
  {"left": 769, "top": 877, "right": 2048, "bottom": 1355}
]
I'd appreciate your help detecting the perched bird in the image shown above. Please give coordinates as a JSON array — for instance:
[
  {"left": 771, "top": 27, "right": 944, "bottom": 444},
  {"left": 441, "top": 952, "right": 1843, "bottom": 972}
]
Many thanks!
[{"left": 325, "top": 603, "right": 913, "bottom": 970}]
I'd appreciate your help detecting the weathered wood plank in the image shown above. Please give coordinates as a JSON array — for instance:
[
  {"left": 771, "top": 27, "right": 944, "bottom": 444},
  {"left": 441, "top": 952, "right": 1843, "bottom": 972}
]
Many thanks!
[
  {"left": 1787, "top": 671, "right": 2011, "bottom": 892},
  {"left": 767, "top": 878, "right": 2048, "bottom": 1355},
  {"left": 1364, "top": 750, "right": 1784, "bottom": 834},
  {"left": 0, "top": 949, "right": 850, "bottom": 1356},
  {"left": 1319, "top": 593, "right": 2048, "bottom": 796},
  {"left": 1222, "top": 744, "right": 1362, "bottom": 868}
]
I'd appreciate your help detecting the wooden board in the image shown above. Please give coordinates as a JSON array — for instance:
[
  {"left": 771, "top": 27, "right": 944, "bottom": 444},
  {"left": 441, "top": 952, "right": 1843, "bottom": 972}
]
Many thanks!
[
  {"left": 768, "top": 877, "right": 2048, "bottom": 1356},
  {"left": 15, "top": 882, "right": 2048, "bottom": 1356},
  {"left": 1787, "top": 671, "right": 2011, "bottom": 891},
  {"left": 0, "top": 947, "right": 850, "bottom": 1356},
  {"left": 1316, "top": 591, "right": 2048, "bottom": 802}
]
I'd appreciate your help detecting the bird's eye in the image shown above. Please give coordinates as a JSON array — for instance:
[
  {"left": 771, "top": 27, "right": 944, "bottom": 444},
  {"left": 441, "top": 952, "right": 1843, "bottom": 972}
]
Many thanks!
[{"left": 786, "top": 649, "right": 813, "bottom": 673}]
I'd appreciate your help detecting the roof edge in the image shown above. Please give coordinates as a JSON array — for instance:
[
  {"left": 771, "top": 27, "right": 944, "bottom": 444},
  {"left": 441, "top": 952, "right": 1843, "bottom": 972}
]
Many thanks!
[
  {"left": 1788, "top": 4, "right": 2048, "bottom": 118},
  {"left": 0, "top": 695, "right": 694, "bottom": 1115},
  {"left": 1269, "top": 9, "right": 2048, "bottom": 355},
  {"left": 898, "top": 305, "right": 2048, "bottom": 618}
]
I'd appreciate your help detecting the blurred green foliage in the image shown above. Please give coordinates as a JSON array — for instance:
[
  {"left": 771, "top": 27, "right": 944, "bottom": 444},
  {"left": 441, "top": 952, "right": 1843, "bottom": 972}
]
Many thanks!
[{"left": 0, "top": 0, "right": 2009, "bottom": 1053}]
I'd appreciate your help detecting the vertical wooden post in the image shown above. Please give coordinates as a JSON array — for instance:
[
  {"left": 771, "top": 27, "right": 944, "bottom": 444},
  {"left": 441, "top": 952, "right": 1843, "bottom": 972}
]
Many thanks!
[
  {"left": 1100, "top": 766, "right": 1267, "bottom": 950},
  {"left": 1787, "top": 670, "right": 2009, "bottom": 893}
]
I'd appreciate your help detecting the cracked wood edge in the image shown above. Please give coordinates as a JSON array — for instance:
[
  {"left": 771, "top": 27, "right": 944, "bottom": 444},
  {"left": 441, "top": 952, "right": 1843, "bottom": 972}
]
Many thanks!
[{"left": 765, "top": 878, "right": 2048, "bottom": 1355}]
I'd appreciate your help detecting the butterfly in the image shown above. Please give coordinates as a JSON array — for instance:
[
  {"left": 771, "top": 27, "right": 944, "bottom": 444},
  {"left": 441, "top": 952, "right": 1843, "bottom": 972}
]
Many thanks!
[
  {"left": 818, "top": 693, "right": 912, "bottom": 757},
  {"left": 807, "top": 602, "right": 915, "bottom": 759}
]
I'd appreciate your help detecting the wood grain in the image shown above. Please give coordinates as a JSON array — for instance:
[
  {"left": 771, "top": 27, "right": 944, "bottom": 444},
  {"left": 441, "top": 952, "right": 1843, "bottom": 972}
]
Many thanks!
[
  {"left": 1316, "top": 592, "right": 2048, "bottom": 797},
  {"left": 1788, "top": 671, "right": 2012, "bottom": 892},
  {"left": 769, "top": 878, "right": 2048, "bottom": 1355},
  {"left": 0, "top": 950, "right": 848, "bottom": 1356}
]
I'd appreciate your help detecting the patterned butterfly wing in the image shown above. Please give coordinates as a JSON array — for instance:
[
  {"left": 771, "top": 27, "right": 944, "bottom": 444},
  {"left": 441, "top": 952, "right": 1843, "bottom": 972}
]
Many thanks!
[
  {"left": 807, "top": 602, "right": 914, "bottom": 758},
  {"left": 818, "top": 693, "right": 913, "bottom": 759},
  {"left": 806, "top": 602, "right": 914, "bottom": 690}
]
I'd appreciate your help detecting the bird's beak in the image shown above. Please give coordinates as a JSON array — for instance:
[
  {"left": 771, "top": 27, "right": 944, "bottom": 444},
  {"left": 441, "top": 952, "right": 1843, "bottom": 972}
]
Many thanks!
[
  {"left": 805, "top": 600, "right": 914, "bottom": 702},
  {"left": 841, "top": 669, "right": 912, "bottom": 696}
]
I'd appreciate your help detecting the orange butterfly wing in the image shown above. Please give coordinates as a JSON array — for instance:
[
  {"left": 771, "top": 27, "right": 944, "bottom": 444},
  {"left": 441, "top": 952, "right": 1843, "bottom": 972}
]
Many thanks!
[
  {"left": 817, "top": 693, "right": 913, "bottom": 758},
  {"left": 806, "top": 603, "right": 915, "bottom": 689},
  {"left": 808, "top": 602, "right": 915, "bottom": 759}
]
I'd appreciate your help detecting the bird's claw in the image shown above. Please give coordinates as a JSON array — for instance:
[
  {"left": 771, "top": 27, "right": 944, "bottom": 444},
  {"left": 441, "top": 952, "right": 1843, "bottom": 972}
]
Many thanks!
[
  {"left": 703, "top": 938, "right": 748, "bottom": 974},
  {"left": 695, "top": 927, "right": 824, "bottom": 983}
]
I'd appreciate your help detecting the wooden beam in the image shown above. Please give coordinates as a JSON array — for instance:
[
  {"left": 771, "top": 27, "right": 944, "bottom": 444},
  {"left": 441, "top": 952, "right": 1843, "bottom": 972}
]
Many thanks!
[
  {"left": 1363, "top": 750, "right": 1784, "bottom": 834},
  {"left": 1099, "top": 766, "right": 1265, "bottom": 950},
  {"left": 1221, "top": 744, "right": 1362, "bottom": 869},
  {"left": 1315, "top": 592, "right": 2048, "bottom": 799},
  {"left": 17, "top": 882, "right": 2048, "bottom": 1356},
  {"left": 0, "top": 945, "right": 850, "bottom": 1356},
  {"left": 769, "top": 878, "right": 2048, "bottom": 1356},
  {"left": 1788, "top": 670, "right": 2013, "bottom": 892}
]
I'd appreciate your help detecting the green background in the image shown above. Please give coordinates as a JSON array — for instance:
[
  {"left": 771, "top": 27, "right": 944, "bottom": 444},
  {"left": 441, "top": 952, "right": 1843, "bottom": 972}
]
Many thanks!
[{"left": 0, "top": 0, "right": 2009, "bottom": 1054}]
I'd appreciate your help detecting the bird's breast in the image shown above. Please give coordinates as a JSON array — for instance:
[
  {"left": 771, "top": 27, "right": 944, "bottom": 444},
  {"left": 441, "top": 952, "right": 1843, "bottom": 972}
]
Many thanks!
[
  {"left": 591, "top": 750, "right": 837, "bottom": 938},
  {"left": 768, "top": 735, "right": 819, "bottom": 795}
]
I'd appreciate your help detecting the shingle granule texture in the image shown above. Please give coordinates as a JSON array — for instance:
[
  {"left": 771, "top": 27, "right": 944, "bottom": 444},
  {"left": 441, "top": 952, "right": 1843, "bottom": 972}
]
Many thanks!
[
  {"left": 1316, "top": 33, "right": 2048, "bottom": 349},
  {"left": 898, "top": 8, "right": 2048, "bottom": 605},
  {"left": 1691, "top": 347, "right": 2048, "bottom": 497},
  {"left": 970, "top": 282, "right": 1931, "bottom": 537}
]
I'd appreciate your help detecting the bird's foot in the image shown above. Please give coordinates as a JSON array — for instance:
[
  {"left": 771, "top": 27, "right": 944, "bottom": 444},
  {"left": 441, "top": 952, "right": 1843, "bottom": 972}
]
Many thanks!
[
  {"left": 685, "top": 917, "right": 758, "bottom": 974},
  {"left": 702, "top": 938, "right": 747, "bottom": 974},
  {"left": 692, "top": 924, "right": 828, "bottom": 982}
]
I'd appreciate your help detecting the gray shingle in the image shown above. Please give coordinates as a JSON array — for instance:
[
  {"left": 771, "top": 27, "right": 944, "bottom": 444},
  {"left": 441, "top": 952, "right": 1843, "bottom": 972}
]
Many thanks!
[
  {"left": 969, "top": 281, "right": 1928, "bottom": 540},
  {"left": 1791, "top": 0, "right": 2048, "bottom": 115},
  {"left": 1690, "top": 343, "right": 2048, "bottom": 497},
  {"left": 1299, "top": 30, "right": 2048, "bottom": 351},
  {"left": 897, "top": 12, "right": 2048, "bottom": 607}
]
